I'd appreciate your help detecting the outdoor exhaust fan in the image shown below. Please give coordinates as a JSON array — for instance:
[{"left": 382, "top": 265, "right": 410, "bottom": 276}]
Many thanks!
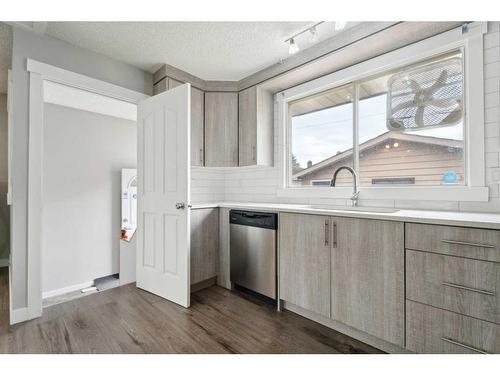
[{"left": 386, "top": 57, "right": 463, "bottom": 131}]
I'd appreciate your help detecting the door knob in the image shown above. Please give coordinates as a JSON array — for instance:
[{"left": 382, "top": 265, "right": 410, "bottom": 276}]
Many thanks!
[{"left": 175, "top": 202, "right": 186, "bottom": 210}]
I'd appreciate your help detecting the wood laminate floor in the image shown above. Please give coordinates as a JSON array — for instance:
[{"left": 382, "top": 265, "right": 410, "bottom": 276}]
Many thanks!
[{"left": 0, "top": 267, "right": 382, "bottom": 354}]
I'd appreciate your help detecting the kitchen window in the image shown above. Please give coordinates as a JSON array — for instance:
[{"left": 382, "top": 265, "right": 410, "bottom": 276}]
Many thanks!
[
  {"left": 289, "top": 51, "right": 464, "bottom": 188},
  {"left": 279, "top": 23, "right": 488, "bottom": 201}
]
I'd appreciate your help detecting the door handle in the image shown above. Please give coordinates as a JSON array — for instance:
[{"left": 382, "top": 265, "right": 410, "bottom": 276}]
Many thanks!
[{"left": 176, "top": 202, "right": 186, "bottom": 210}]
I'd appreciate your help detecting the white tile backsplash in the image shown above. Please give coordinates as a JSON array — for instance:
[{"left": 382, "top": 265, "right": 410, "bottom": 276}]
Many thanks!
[{"left": 191, "top": 22, "right": 500, "bottom": 214}]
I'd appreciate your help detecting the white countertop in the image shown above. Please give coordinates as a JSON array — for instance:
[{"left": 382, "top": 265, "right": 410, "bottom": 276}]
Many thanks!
[{"left": 191, "top": 201, "right": 500, "bottom": 230}]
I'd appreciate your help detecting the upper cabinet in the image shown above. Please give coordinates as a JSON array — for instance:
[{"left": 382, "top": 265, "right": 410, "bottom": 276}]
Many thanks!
[
  {"left": 153, "top": 76, "right": 204, "bottom": 167},
  {"left": 191, "top": 87, "right": 205, "bottom": 166},
  {"left": 167, "top": 77, "right": 183, "bottom": 90},
  {"left": 204, "top": 92, "right": 239, "bottom": 167},
  {"left": 153, "top": 73, "right": 275, "bottom": 168},
  {"left": 238, "top": 86, "right": 274, "bottom": 166}
]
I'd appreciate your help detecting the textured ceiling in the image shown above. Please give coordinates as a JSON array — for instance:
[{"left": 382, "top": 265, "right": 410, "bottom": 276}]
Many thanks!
[
  {"left": 45, "top": 22, "right": 356, "bottom": 81},
  {"left": 0, "top": 23, "right": 12, "bottom": 93}
]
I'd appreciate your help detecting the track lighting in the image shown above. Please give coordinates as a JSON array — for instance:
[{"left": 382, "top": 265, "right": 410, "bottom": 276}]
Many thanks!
[
  {"left": 309, "top": 26, "right": 318, "bottom": 42},
  {"left": 284, "top": 22, "right": 324, "bottom": 55},
  {"left": 334, "top": 21, "right": 347, "bottom": 31},
  {"left": 288, "top": 38, "right": 299, "bottom": 55}
]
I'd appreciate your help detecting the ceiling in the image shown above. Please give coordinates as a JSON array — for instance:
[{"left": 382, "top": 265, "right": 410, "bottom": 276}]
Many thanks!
[
  {"left": 44, "top": 22, "right": 357, "bottom": 81},
  {"left": 0, "top": 23, "right": 12, "bottom": 94}
]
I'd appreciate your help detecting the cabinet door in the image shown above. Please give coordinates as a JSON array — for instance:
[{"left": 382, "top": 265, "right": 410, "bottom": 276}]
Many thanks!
[
  {"left": 331, "top": 217, "right": 404, "bottom": 346},
  {"left": 238, "top": 86, "right": 257, "bottom": 166},
  {"left": 279, "top": 213, "right": 331, "bottom": 318},
  {"left": 190, "top": 208, "right": 219, "bottom": 285},
  {"left": 191, "top": 87, "right": 204, "bottom": 166},
  {"left": 204, "top": 92, "right": 238, "bottom": 167},
  {"left": 217, "top": 208, "right": 231, "bottom": 289}
]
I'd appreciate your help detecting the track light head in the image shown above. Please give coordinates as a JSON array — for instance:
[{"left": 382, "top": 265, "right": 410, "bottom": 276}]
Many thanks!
[
  {"left": 288, "top": 38, "right": 299, "bottom": 55},
  {"left": 334, "top": 21, "right": 347, "bottom": 31}
]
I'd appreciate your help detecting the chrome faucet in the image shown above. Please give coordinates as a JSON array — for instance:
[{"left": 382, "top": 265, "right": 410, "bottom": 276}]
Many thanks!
[{"left": 330, "top": 166, "right": 360, "bottom": 207}]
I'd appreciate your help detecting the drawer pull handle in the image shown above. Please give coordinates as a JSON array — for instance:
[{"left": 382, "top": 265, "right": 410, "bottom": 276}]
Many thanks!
[
  {"left": 441, "top": 337, "right": 488, "bottom": 354},
  {"left": 441, "top": 239, "right": 495, "bottom": 249},
  {"left": 442, "top": 282, "right": 496, "bottom": 296}
]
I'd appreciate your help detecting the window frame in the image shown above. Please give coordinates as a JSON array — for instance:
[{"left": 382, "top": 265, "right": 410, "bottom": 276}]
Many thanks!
[{"left": 277, "top": 22, "right": 488, "bottom": 202}]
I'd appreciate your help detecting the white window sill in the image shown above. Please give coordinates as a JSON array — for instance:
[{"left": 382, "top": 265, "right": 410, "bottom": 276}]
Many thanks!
[{"left": 277, "top": 186, "right": 490, "bottom": 202}]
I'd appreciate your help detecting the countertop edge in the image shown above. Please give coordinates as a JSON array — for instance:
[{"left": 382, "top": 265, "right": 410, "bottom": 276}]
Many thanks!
[{"left": 190, "top": 202, "right": 500, "bottom": 230}]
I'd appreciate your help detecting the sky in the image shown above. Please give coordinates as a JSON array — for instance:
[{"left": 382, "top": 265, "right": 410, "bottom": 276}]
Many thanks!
[{"left": 291, "top": 94, "right": 463, "bottom": 168}]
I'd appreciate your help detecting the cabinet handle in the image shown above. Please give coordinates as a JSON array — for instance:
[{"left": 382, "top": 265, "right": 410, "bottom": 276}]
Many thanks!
[
  {"left": 441, "top": 239, "right": 495, "bottom": 249},
  {"left": 324, "top": 220, "right": 329, "bottom": 246},
  {"left": 442, "top": 282, "right": 496, "bottom": 296},
  {"left": 333, "top": 222, "right": 337, "bottom": 248},
  {"left": 199, "top": 148, "right": 203, "bottom": 165},
  {"left": 440, "top": 337, "right": 488, "bottom": 354},
  {"left": 252, "top": 145, "right": 256, "bottom": 162}
]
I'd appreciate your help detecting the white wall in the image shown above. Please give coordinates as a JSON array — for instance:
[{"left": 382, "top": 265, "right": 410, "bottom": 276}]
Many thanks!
[
  {"left": 10, "top": 27, "right": 152, "bottom": 310},
  {"left": 42, "top": 103, "right": 136, "bottom": 295},
  {"left": 191, "top": 22, "right": 500, "bottom": 213}
]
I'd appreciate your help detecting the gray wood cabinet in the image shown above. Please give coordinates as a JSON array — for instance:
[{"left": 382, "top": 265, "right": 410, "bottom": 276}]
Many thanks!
[
  {"left": 331, "top": 217, "right": 404, "bottom": 346},
  {"left": 238, "top": 86, "right": 273, "bottom": 166},
  {"left": 204, "top": 92, "right": 239, "bottom": 167},
  {"left": 154, "top": 77, "right": 205, "bottom": 167},
  {"left": 191, "top": 87, "right": 205, "bottom": 166},
  {"left": 190, "top": 208, "right": 219, "bottom": 285},
  {"left": 217, "top": 208, "right": 231, "bottom": 289},
  {"left": 279, "top": 213, "right": 331, "bottom": 318},
  {"left": 407, "top": 300, "right": 500, "bottom": 354},
  {"left": 406, "top": 249, "right": 500, "bottom": 325},
  {"left": 167, "top": 77, "right": 183, "bottom": 90}
]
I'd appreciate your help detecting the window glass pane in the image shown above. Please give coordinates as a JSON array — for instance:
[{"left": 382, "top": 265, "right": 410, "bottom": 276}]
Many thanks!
[
  {"left": 358, "top": 52, "right": 464, "bottom": 186},
  {"left": 289, "top": 84, "right": 354, "bottom": 187}
]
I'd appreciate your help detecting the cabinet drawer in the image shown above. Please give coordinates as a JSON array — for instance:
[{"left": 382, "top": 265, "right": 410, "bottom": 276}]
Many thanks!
[
  {"left": 406, "top": 223, "right": 500, "bottom": 262},
  {"left": 407, "top": 250, "right": 500, "bottom": 324},
  {"left": 406, "top": 300, "right": 500, "bottom": 354}
]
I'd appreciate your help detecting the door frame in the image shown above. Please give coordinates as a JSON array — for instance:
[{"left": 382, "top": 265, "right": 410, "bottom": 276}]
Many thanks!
[{"left": 22, "top": 59, "right": 149, "bottom": 323}]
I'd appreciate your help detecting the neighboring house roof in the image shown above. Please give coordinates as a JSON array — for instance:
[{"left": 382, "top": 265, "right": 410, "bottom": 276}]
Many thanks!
[{"left": 292, "top": 131, "right": 463, "bottom": 180}]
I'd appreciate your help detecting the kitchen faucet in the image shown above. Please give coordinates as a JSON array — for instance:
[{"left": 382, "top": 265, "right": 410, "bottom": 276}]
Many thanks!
[{"left": 330, "top": 166, "right": 360, "bottom": 207}]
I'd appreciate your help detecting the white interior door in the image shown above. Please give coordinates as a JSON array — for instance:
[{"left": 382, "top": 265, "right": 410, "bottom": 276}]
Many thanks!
[{"left": 136, "top": 84, "right": 191, "bottom": 307}]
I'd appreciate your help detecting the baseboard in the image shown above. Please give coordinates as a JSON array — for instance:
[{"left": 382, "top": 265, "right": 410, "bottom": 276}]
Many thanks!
[
  {"left": 0, "top": 258, "right": 9, "bottom": 268},
  {"left": 42, "top": 280, "right": 95, "bottom": 299},
  {"left": 282, "top": 301, "right": 411, "bottom": 354},
  {"left": 191, "top": 276, "right": 217, "bottom": 293}
]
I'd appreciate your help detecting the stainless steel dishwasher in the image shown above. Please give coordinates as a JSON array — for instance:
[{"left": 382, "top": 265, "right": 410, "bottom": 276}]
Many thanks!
[{"left": 230, "top": 210, "right": 277, "bottom": 300}]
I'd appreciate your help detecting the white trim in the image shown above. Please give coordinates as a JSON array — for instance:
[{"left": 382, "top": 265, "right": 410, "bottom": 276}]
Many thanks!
[
  {"left": 42, "top": 280, "right": 94, "bottom": 299},
  {"left": 10, "top": 307, "right": 30, "bottom": 325},
  {"left": 43, "top": 81, "right": 137, "bottom": 121},
  {"left": 25, "top": 60, "right": 149, "bottom": 324},
  {"left": 279, "top": 22, "right": 488, "bottom": 202},
  {"left": 27, "top": 59, "right": 148, "bottom": 103}
]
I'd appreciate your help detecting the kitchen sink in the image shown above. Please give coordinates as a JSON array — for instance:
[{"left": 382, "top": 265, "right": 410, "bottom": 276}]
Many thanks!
[{"left": 304, "top": 205, "right": 400, "bottom": 214}]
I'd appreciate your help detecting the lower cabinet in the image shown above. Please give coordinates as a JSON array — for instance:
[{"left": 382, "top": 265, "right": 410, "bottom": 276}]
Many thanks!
[
  {"left": 279, "top": 212, "right": 405, "bottom": 346},
  {"left": 190, "top": 208, "right": 218, "bottom": 285},
  {"left": 406, "top": 300, "right": 500, "bottom": 354},
  {"left": 331, "top": 217, "right": 405, "bottom": 346},
  {"left": 279, "top": 213, "right": 331, "bottom": 318}
]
